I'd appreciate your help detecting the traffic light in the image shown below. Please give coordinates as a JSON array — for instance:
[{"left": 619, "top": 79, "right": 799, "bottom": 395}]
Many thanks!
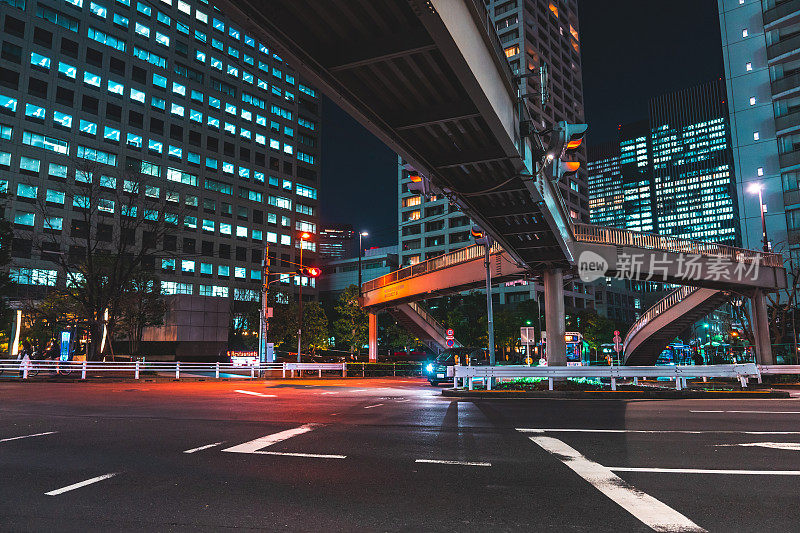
[
  {"left": 298, "top": 267, "right": 321, "bottom": 278},
  {"left": 471, "top": 226, "right": 493, "bottom": 247},
  {"left": 546, "top": 120, "right": 588, "bottom": 182}
]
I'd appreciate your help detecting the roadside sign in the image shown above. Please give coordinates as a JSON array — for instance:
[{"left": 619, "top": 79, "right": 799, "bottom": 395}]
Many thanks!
[
  {"left": 446, "top": 328, "right": 454, "bottom": 338},
  {"left": 446, "top": 339, "right": 455, "bottom": 348},
  {"left": 266, "top": 307, "right": 273, "bottom": 318},
  {"left": 59, "top": 331, "right": 71, "bottom": 361},
  {"left": 520, "top": 327, "right": 535, "bottom": 343},
  {"left": 613, "top": 333, "right": 622, "bottom": 353}
]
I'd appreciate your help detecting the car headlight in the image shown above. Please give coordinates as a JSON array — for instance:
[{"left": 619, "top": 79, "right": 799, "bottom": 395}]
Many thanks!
[{"left": 426, "top": 363, "right": 434, "bottom": 373}]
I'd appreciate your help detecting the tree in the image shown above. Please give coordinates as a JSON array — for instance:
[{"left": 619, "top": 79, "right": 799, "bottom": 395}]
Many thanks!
[
  {"left": 334, "top": 285, "right": 368, "bottom": 356},
  {"left": 26, "top": 157, "right": 188, "bottom": 359},
  {"left": 300, "top": 301, "right": 329, "bottom": 354},
  {"left": 116, "top": 272, "right": 167, "bottom": 357}
]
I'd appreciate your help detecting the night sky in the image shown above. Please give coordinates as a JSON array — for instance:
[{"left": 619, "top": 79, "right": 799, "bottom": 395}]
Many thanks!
[{"left": 319, "top": 0, "right": 726, "bottom": 247}]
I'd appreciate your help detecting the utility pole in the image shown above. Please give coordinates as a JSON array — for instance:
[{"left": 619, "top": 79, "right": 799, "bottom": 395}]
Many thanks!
[
  {"left": 484, "top": 244, "right": 495, "bottom": 366},
  {"left": 259, "top": 241, "right": 269, "bottom": 364},
  {"left": 296, "top": 233, "right": 309, "bottom": 363},
  {"left": 358, "top": 231, "right": 368, "bottom": 296}
]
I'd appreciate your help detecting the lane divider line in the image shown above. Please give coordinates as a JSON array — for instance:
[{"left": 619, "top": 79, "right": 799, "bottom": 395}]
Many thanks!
[
  {"left": 0, "top": 431, "right": 58, "bottom": 443},
  {"left": 256, "top": 451, "right": 346, "bottom": 459},
  {"left": 691, "top": 410, "right": 800, "bottom": 414},
  {"left": 517, "top": 428, "right": 800, "bottom": 435},
  {"left": 183, "top": 442, "right": 223, "bottom": 454},
  {"left": 610, "top": 466, "right": 800, "bottom": 476},
  {"left": 528, "top": 435, "right": 706, "bottom": 532},
  {"left": 234, "top": 390, "right": 277, "bottom": 398},
  {"left": 222, "top": 424, "right": 318, "bottom": 454},
  {"left": 364, "top": 403, "right": 384, "bottom": 409},
  {"left": 415, "top": 459, "right": 491, "bottom": 467},
  {"left": 45, "top": 473, "right": 118, "bottom": 496}
]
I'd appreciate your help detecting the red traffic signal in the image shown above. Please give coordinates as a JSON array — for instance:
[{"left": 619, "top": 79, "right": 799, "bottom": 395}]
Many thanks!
[{"left": 299, "top": 267, "right": 321, "bottom": 277}]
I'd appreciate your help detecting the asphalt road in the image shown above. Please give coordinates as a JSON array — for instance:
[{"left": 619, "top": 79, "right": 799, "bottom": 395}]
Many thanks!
[{"left": 1, "top": 378, "right": 800, "bottom": 532}]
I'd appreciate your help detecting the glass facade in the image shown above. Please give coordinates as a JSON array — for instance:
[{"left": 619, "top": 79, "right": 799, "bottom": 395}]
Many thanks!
[{"left": 0, "top": 0, "right": 320, "bottom": 299}]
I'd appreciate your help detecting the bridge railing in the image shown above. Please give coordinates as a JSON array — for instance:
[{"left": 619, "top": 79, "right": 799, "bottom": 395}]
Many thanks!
[
  {"left": 622, "top": 286, "right": 696, "bottom": 351},
  {"left": 573, "top": 223, "right": 784, "bottom": 267},
  {"left": 362, "top": 242, "right": 503, "bottom": 293}
]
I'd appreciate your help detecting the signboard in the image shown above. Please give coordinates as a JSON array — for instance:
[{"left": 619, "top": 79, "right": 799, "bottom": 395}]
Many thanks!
[
  {"left": 612, "top": 331, "right": 622, "bottom": 354},
  {"left": 446, "top": 339, "right": 455, "bottom": 348},
  {"left": 520, "top": 327, "right": 535, "bottom": 343},
  {"left": 229, "top": 350, "right": 258, "bottom": 366},
  {"left": 266, "top": 343, "right": 274, "bottom": 363},
  {"left": 266, "top": 307, "right": 273, "bottom": 318},
  {"left": 59, "top": 331, "right": 71, "bottom": 361},
  {"left": 446, "top": 328, "right": 454, "bottom": 338}
]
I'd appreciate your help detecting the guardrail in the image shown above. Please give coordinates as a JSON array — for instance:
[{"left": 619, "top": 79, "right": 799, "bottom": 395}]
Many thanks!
[
  {"left": 453, "top": 363, "right": 760, "bottom": 391},
  {"left": 0, "top": 360, "right": 424, "bottom": 380},
  {"left": 362, "top": 242, "right": 502, "bottom": 293},
  {"left": 573, "top": 223, "right": 784, "bottom": 267}
]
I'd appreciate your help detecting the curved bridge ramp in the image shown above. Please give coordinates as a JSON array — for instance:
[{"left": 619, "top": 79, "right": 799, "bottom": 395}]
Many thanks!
[
  {"left": 387, "top": 302, "right": 462, "bottom": 351},
  {"left": 623, "top": 287, "right": 731, "bottom": 366}
]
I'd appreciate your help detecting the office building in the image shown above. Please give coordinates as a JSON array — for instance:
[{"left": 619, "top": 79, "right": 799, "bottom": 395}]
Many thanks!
[
  {"left": 0, "top": 0, "right": 321, "bottom": 356},
  {"left": 718, "top": 0, "right": 797, "bottom": 255},
  {"left": 319, "top": 224, "right": 354, "bottom": 260},
  {"left": 318, "top": 245, "right": 398, "bottom": 297},
  {"left": 588, "top": 80, "right": 739, "bottom": 246}
]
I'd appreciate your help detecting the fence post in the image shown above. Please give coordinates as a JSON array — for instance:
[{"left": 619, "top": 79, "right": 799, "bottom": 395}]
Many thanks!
[
  {"left": 468, "top": 377, "right": 474, "bottom": 390},
  {"left": 176, "top": 361, "right": 180, "bottom": 380},
  {"left": 251, "top": 365, "right": 255, "bottom": 378},
  {"left": 282, "top": 363, "right": 286, "bottom": 379},
  {"left": 81, "top": 361, "right": 87, "bottom": 380},
  {"left": 633, "top": 377, "right": 638, "bottom": 386},
  {"left": 486, "top": 374, "right": 492, "bottom": 390},
  {"left": 548, "top": 377, "right": 553, "bottom": 391},
  {"left": 393, "top": 362, "right": 396, "bottom": 377},
  {"left": 318, "top": 368, "right": 322, "bottom": 378},
  {"left": 342, "top": 362, "right": 346, "bottom": 377},
  {"left": 611, "top": 377, "right": 617, "bottom": 391},
  {"left": 675, "top": 375, "right": 681, "bottom": 390},
  {"left": 23, "top": 359, "right": 29, "bottom": 379},
  {"left": 362, "top": 362, "right": 365, "bottom": 377},
  {"left": 216, "top": 362, "right": 220, "bottom": 379},
  {"left": 135, "top": 361, "right": 140, "bottom": 380}
]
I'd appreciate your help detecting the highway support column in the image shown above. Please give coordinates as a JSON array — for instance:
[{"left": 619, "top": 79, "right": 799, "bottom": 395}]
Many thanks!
[
  {"left": 543, "top": 269, "right": 566, "bottom": 366},
  {"left": 751, "top": 289, "right": 774, "bottom": 365},
  {"left": 368, "top": 312, "right": 378, "bottom": 363}
]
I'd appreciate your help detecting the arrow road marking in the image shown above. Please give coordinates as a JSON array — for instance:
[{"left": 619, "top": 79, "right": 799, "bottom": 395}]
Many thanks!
[{"left": 222, "top": 424, "right": 318, "bottom": 454}]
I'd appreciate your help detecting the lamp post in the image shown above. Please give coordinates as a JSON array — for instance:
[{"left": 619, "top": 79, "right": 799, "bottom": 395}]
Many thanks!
[
  {"left": 296, "top": 231, "right": 311, "bottom": 363},
  {"left": 748, "top": 183, "right": 769, "bottom": 252},
  {"left": 358, "top": 231, "right": 368, "bottom": 295}
]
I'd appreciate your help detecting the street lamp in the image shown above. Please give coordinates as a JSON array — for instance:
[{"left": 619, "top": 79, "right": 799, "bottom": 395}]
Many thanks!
[
  {"left": 358, "top": 231, "right": 368, "bottom": 296},
  {"left": 748, "top": 183, "right": 770, "bottom": 252},
  {"left": 296, "top": 231, "right": 312, "bottom": 363}
]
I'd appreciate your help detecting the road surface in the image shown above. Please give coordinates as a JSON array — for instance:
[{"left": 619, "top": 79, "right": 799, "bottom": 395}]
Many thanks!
[{"left": 1, "top": 378, "right": 799, "bottom": 531}]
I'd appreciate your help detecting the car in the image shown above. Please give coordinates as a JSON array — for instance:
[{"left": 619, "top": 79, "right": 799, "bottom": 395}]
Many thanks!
[{"left": 423, "top": 347, "right": 490, "bottom": 386}]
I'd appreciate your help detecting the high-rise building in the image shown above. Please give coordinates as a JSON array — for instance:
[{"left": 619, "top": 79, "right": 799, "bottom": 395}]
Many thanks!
[
  {"left": 0, "top": 0, "right": 321, "bottom": 355},
  {"left": 718, "top": 0, "right": 795, "bottom": 255},
  {"left": 319, "top": 224, "right": 354, "bottom": 260},
  {"left": 588, "top": 80, "right": 739, "bottom": 246}
]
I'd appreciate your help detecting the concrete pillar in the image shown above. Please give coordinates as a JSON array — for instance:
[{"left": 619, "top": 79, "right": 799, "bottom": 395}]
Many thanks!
[
  {"left": 368, "top": 312, "right": 378, "bottom": 363},
  {"left": 543, "top": 269, "right": 566, "bottom": 366},
  {"left": 9, "top": 309, "right": 21, "bottom": 357},
  {"left": 751, "top": 289, "right": 774, "bottom": 365}
]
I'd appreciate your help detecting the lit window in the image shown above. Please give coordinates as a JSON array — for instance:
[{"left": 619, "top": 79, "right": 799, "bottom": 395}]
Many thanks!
[
  {"left": 746, "top": 62, "right": 752, "bottom": 71},
  {"left": 155, "top": 32, "right": 170, "bottom": 47},
  {"left": 172, "top": 82, "right": 186, "bottom": 96},
  {"left": 170, "top": 103, "right": 185, "bottom": 116},
  {"left": 127, "top": 133, "right": 143, "bottom": 148},
  {"left": 58, "top": 62, "right": 77, "bottom": 79},
  {"left": 89, "top": 2, "right": 107, "bottom": 18},
  {"left": 54, "top": 112, "right": 73, "bottom": 129},
  {"left": 14, "top": 211, "right": 35, "bottom": 226},
  {"left": 757, "top": 167, "right": 764, "bottom": 176},
  {"left": 107, "top": 80, "right": 124, "bottom": 95},
  {"left": 84, "top": 71, "right": 102, "bottom": 87},
  {"left": 749, "top": 96, "right": 756, "bottom": 105},
  {"left": 753, "top": 131, "right": 760, "bottom": 140},
  {"left": 135, "top": 22, "right": 150, "bottom": 37},
  {"left": 130, "top": 88, "right": 146, "bottom": 103},
  {"left": 30, "top": 52, "right": 51, "bottom": 70},
  {"left": 25, "top": 103, "right": 46, "bottom": 120},
  {"left": 80, "top": 119, "right": 98, "bottom": 135},
  {"left": 742, "top": 29, "right": 748, "bottom": 38},
  {"left": 181, "top": 260, "right": 195, "bottom": 272},
  {"left": 103, "top": 126, "right": 120, "bottom": 141}
]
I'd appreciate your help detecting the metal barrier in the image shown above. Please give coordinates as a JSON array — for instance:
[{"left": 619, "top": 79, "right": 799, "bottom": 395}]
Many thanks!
[
  {"left": 1, "top": 360, "right": 290, "bottom": 380},
  {"left": 573, "top": 223, "right": 784, "bottom": 267},
  {"left": 283, "top": 362, "right": 347, "bottom": 378},
  {"left": 454, "top": 363, "right": 760, "bottom": 391}
]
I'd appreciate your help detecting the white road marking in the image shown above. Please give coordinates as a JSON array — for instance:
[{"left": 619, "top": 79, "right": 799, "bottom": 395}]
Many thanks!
[
  {"left": 715, "top": 442, "right": 800, "bottom": 451},
  {"left": 257, "top": 451, "right": 346, "bottom": 459},
  {"left": 517, "top": 428, "right": 800, "bottom": 435},
  {"left": 183, "top": 442, "right": 223, "bottom": 454},
  {"left": 610, "top": 466, "right": 800, "bottom": 476},
  {"left": 691, "top": 410, "right": 800, "bottom": 414},
  {"left": 529, "top": 435, "right": 705, "bottom": 532},
  {"left": 234, "top": 390, "right": 276, "bottom": 398},
  {"left": 351, "top": 389, "right": 368, "bottom": 392},
  {"left": 320, "top": 391, "right": 339, "bottom": 395},
  {"left": 222, "top": 424, "right": 317, "bottom": 454},
  {"left": 415, "top": 459, "right": 491, "bottom": 467},
  {"left": 45, "top": 473, "right": 117, "bottom": 496},
  {"left": 364, "top": 403, "right": 384, "bottom": 409},
  {"left": 0, "top": 431, "right": 57, "bottom": 443}
]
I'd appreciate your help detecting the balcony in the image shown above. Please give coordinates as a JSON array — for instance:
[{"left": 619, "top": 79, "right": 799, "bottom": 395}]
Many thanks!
[
  {"left": 771, "top": 71, "right": 800, "bottom": 97},
  {"left": 775, "top": 109, "right": 800, "bottom": 132},
  {"left": 767, "top": 32, "right": 800, "bottom": 62},
  {"left": 764, "top": 0, "right": 800, "bottom": 27},
  {"left": 779, "top": 148, "right": 800, "bottom": 168}
]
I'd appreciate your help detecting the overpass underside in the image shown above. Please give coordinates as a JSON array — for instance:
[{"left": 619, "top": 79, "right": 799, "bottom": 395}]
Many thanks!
[{"left": 218, "top": 0, "right": 575, "bottom": 270}]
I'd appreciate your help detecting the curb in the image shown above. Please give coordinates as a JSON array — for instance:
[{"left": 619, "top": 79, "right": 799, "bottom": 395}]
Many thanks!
[{"left": 442, "top": 389, "right": 792, "bottom": 399}]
